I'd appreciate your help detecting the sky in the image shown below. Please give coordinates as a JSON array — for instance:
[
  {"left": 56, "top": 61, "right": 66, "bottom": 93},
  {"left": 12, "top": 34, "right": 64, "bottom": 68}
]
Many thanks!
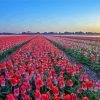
[{"left": 0, "top": 0, "right": 100, "bottom": 33}]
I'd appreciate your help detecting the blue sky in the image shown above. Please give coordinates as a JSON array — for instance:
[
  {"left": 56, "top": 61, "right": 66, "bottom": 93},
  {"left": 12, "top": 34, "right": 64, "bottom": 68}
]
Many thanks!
[{"left": 0, "top": 0, "right": 100, "bottom": 33}]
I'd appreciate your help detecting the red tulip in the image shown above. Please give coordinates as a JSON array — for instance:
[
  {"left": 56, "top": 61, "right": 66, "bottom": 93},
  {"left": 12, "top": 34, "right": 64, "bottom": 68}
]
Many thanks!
[
  {"left": 0, "top": 64, "right": 3, "bottom": 69},
  {"left": 67, "top": 79, "right": 73, "bottom": 86},
  {"left": 47, "top": 79, "right": 53, "bottom": 90},
  {"left": 21, "top": 92, "right": 26, "bottom": 99},
  {"left": 77, "top": 86, "right": 83, "bottom": 93},
  {"left": 64, "top": 94, "right": 71, "bottom": 100},
  {"left": 82, "top": 82, "right": 87, "bottom": 90},
  {"left": 36, "top": 85, "right": 40, "bottom": 91},
  {"left": 6, "top": 94, "right": 15, "bottom": 100},
  {"left": 36, "top": 79, "right": 43, "bottom": 86},
  {"left": 71, "top": 93, "right": 77, "bottom": 100},
  {"left": 52, "top": 86, "right": 59, "bottom": 96},
  {"left": 82, "top": 97, "right": 89, "bottom": 100},
  {"left": 69, "top": 70, "right": 75, "bottom": 76},
  {"left": 10, "top": 78, "right": 17, "bottom": 86},
  {"left": 34, "top": 91, "right": 41, "bottom": 100},
  {"left": 41, "top": 94, "right": 49, "bottom": 100},
  {"left": 59, "top": 78, "right": 65, "bottom": 88},
  {"left": 83, "top": 73, "right": 89, "bottom": 81},
  {"left": 87, "top": 81, "right": 93, "bottom": 88},
  {"left": 25, "top": 95, "right": 30, "bottom": 100},
  {"left": 6, "top": 73, "right": 11, "bottom": 79},
  {"left": 53, "top": 96, "right": 60, "bottom": 100},
  {"left": 79, "top": 66, "right": 82, "bottom": 70},
  {"left": 79, "top": 75, "right": 83, "bottom": 81},
  {"left": 14, "top": 88, "right": 19, "bottom": 96},
  {"left": 91, "top": 54, "right": 95, "bottom": 61}
]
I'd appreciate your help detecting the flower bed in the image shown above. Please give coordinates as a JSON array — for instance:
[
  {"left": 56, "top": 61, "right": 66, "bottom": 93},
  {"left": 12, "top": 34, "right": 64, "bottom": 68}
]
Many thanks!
[
  {"left": 0, "top": 36, "right": 32, "bottom": 52},
  {"left": 0, "top": 36, "right": 33, "bottom": 62},
  {"left": 0, "top": 36, "right": 99, "bottom": 100},
  {"left": 46, "top": 36, "right": 100, "bottom": 76}
]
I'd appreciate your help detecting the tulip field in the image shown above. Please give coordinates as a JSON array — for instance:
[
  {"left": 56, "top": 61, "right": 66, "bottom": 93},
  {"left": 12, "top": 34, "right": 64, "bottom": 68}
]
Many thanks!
[
  {"left": 0, "top": 36, "right": 32, "bottom": 52},
  {"left": 47, "top": 36, "right": 100, "bottom": 77},
  {"left": 0, "top": 36, "right": 32, "bottom": 62},
  {"left": 0, "top": 35, "right": 100, "bottom": 100}
]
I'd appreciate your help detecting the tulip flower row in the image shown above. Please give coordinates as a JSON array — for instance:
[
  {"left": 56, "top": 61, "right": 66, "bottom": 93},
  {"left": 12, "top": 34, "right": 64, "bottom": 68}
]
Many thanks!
[
  {"left": 46, "top": 36, "right": 100, "bottom": 76},
  {"left": 0, "top": 39, "right": 33, "bottom": 63},
  {"left": 49, "top": 36, "right": 100, "bottom": 62},
  {"left": 58, "top": 36, "right": 100, "bottom": 41},
  {"left": 0, "top": 36, "right": 32, "bottom": 52},
  {"left": 0, "top": 36, "right": 99, "bottom": 100},
  {"left": 55, "top": 36, "right": 100, "bottom": 57}
]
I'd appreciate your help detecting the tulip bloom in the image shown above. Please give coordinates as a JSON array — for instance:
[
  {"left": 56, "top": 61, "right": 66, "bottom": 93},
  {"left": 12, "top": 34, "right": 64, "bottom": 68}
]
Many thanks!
[
  {"left": 41, "top": 94, "right": 49, "bottom": 100},
  {"left": 83, "top": 74, "right": 89, "bottom": 82},
  {"left": 82, "top": 82, "right": 87, "bottom": 90},
  {"left": 25, "top": 95, "right": 30, "bottom": 100},
  {"left": 71, "top": 93, "right": 77, "bottom": 100},
  {"left": 87, "top": 81, "right": 93, "bottom": 88},
  {"left": 14, "top": 88, "right": 19, "bottom": 96},
  {"left": 34, "top": 91, "right": 41, "bottom": 100},
  {"left": 52, "top": 86, "right": 59, "bottom": 96},
  {"left": 6, "top": 94, "right": 15, "bottom": 100},
  {"left": 36, "top": 79, "right": 43, "bottom": 87},
  {"left": 67, "top": 79, "right": 73, "bottom": 86},
  {"left": 64, "top": 94, "right": 71, "bottom": 100},
  {"left": 82, "top": 97, "right": 89, "bottom": 100},
  {"left": 59, "top": 78, "right": 65, "bottom": 88},
  {"left": 10, "top": 78, "right": 17, "bottom": 86},
  {"left": 90, "top": 54, "right": 95, "bottom": 62},
  {"left": 53, "top": 96, "right": 60, "bottom": 100}
]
